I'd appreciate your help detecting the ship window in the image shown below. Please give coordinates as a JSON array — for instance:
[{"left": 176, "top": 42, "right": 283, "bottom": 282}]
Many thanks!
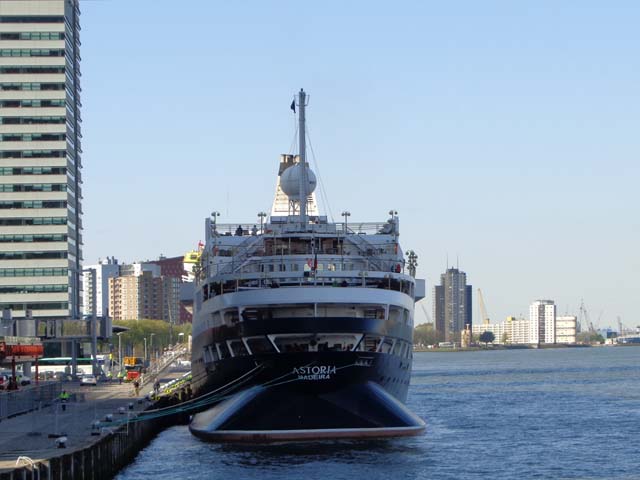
[
  {"left": 380, "top": 338, "right": 394, "bottom": 354},
  {"left": 223, "top": 309, "right": 239, "bottom": 324},
  {"left": 389, "top": 306, "right": 403, "bottom": 323},
  {"left": 403, "top": 309, "right": 410, "bottom": 325},
  {"left": 228, "top": 339, "right": 249, "bottom": 357},
  {"left": 217, "top": 343, "right": 231, "bottom": 359},
  {"left": 364, "top": 335, "right": 382, "bottom": 352},
  {"left": 326, "top": 263, "right": 336, "bottom": 271},
  {"left": 291, "top": 263, "right": 299, "bottom": 271},
  {"left": 392, "top": 340, "right": 402, "bottom": 356},
  {"left": 245, "top": 336, "right": 276, "bottom": 354}
]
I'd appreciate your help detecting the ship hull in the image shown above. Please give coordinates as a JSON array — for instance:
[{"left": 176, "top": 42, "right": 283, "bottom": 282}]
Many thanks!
[{"left": 189, "top": 350, "right": 424, "bottom": 442}]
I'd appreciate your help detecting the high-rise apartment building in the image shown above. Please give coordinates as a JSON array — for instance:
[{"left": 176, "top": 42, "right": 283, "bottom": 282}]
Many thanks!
[
  {"left": 0, "top": 0, "right": 83, "bottom": 322},
  {"left": 108, "top": 268, "right": 179, "bottom": 322},
  {"left": 82, "top": 258, "right": 119, "bottom": 318},
  {"left": 433, "top": 267, "right": 472, "bottom": 342},
  {"left": 529, "top": 300, "right": 556, "bottom": 344}
]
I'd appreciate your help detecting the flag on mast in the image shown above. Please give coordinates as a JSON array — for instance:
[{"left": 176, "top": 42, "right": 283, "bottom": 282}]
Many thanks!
[{"left": 290, "top": 100, "right": 296, "bottom": 113}]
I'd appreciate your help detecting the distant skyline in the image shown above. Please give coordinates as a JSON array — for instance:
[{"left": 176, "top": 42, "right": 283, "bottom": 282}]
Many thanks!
[{"left": 79, "top": 1, "right": 639, "bottom": 330}]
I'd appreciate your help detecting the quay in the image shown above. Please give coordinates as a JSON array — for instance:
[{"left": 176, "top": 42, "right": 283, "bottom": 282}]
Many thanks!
[{"left": 0, "top": 369, "right": 188, "bottom": 480}]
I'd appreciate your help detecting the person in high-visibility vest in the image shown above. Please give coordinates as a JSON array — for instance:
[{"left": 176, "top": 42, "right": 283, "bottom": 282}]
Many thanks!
[{"left": 59, "top": 390, "right": 70, "bottom": 411}]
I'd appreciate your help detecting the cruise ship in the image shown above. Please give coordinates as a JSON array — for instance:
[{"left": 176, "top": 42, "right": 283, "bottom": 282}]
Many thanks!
[{"left": 189, "top": 90, "right": 426, "bottom": 441}]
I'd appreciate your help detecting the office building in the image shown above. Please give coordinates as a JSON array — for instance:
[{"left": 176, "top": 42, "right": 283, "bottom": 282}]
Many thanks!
[
  {"left": 433, "top": 267, "right": 472, "bottom": 342},
  {"left": 0, "top": 0, "right": 83, "bottom": 321}
]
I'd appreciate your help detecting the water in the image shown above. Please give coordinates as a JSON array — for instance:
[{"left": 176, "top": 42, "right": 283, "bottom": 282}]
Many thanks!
[{"left": 116, "top": 347, "right": 640, "bottom": 480}]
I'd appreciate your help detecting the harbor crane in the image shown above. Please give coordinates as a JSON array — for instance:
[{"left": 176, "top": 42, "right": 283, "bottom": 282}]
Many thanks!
[
  {"left": 579, "top": 300, "right": 596, "bottom": 333},
  {"left": 477, "top": 288, "right": 490, "bottom": 326}
]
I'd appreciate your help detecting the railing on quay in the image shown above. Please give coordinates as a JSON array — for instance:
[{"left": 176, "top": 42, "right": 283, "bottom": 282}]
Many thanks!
[{"left": 0, "top": 381, "right": 62, "bottom": 420}]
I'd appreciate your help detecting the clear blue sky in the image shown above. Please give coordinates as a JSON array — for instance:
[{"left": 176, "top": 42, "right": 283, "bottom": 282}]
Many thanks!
[{"left": 80, "top": 1, "right": 639, "bottom": 329}]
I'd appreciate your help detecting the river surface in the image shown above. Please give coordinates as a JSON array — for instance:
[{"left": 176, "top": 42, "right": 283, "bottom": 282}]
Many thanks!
[{"left": 116, "top": 347, "right": 640, "bottom": 480}]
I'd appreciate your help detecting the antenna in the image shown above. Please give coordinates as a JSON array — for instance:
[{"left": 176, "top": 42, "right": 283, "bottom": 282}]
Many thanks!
[{"left": 297, "top": 88, "right": 308, "bottom": 226}]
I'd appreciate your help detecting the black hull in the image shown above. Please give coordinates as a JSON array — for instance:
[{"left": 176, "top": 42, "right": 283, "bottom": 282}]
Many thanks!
[{"left": 189, "top": 350, "right": 425, "bottom": 442}]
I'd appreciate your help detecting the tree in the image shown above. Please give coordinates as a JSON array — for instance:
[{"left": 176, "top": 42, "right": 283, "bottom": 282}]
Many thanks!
[
  {"left": 413, "top": 323, "right": 438, "bottom": 347},
  {"left": 479, "top": 331, "right": 495, "bottom": 346},
  {"left": 501, "top": 332, "right": 509, "bottom": 345}
]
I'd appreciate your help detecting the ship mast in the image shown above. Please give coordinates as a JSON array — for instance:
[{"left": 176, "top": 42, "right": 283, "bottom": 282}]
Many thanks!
[{"left": 297, "top": 88, "right": 308, "bottom": 226}]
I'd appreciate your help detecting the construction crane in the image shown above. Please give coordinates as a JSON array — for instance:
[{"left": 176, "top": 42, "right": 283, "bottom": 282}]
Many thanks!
[
  {"left": 477, "top": 288, "right": 490, "bottom": 326},
  {"left": 419, "top": 302, "right": 433, "bottom": 325},
  {"left": 579, "top": 300, "right": 596, "bottom": 333}
]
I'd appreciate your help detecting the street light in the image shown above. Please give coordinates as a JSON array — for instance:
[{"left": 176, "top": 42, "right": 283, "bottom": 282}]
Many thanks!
[
  {"left": 143, "top": 337, "right": 148, "bottom": 364},
  {"left": 258, "top": 212, "right": 267, "bottom": 234},
  {"left": 117, "top": 332, "right": 123, "bottom": 371},
  {"left": 341, "top": 211, "right": 350, "bottom": 234},
  {"left": 150, "top": 333, "right": 155, "bottom": 364}
]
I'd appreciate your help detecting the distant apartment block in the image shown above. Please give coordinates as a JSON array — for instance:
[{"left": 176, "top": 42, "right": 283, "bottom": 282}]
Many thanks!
[
  {"left": 472, "top": 316, "right": 533, "bottom": 344},
  {"left": 473, "top": 305, "right": 577, "bottom": 346},
  {"left": 82, "top": 257, "right": 119, "bottom": 318},
  {"left": 0, "top": 0, "right": 83, "bottom": 321},
  {"left": 555, "top": 315, "right": 577, "bottom": 344},
  {"left": 150, "top": 254, "right": 193, "bottom": 323},
  {"left": 433, "top": 267, "right": 472, "bottom": 342},
  {"left": 529, "top": 300, "right": 556, "bottom": 344},
  {"left": 108, "top": 266, "right": 179, "bottom": 322}
]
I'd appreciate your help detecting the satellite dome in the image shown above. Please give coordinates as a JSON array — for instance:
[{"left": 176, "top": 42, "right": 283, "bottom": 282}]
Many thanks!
[{"left": 280, "top": 164, "right": 317, "bottom": 198}]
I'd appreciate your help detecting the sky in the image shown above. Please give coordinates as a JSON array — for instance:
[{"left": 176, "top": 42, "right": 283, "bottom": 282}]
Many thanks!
[{"left": 79, "top": 1, "right": 639, "bottom": 329}]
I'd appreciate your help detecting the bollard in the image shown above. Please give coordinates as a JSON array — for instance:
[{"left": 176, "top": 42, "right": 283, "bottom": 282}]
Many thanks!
[
  {"left": 91, "top": 420, "right": 101, "bottom": 436},
  {"left": 104, "top": 414, "right": 113, "bottom": 422},
  {"left": 118, "top": 407, "right": 126, "bottom": 415},
  {"left": 128, "top": 402, "right": 134, "bottom": 410},
  {"left": 55, "top": 436, "right": 67, "bottom": 448}
]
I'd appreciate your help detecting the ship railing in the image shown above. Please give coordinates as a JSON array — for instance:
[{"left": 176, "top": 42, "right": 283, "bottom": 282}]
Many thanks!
[
  {"left": 213, "top": 221, "right": 391, "bottom": 236},
  {"left": 210, "top": 253, "right": 404, "bottom": 277},
  {"left": 200, "top": 270, "right": 415, "bottom": 299}
]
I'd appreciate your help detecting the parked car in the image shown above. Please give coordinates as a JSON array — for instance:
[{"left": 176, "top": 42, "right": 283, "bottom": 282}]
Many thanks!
[
  {"left": 18, "top": 375, "right": 31, "bottom": 386},
  {"left": 80, "top": 374, "right": 97, "bottom": 386},
  {"left": 0, "top": 374, "right": 9, "bottom": 390}
]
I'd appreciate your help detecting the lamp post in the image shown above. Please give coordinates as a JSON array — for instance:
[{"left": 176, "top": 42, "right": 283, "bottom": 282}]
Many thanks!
[
  {"left": 143, "top": 337, "right": 147, "bottom": 365},
  {"left": 341, "top": 211, "right": 350, "bottom": 234},
  {"left": 150, "top": 333, "right": 155, "bottom": 364},
  {"left": 117, "top": 332, "right": 122, "bottom": 371},
  {"left": 258, "top": 212, "right": 267, "bottom": 234}
]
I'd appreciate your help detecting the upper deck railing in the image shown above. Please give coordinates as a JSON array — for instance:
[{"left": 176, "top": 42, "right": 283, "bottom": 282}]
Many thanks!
[{"left": 211, "top": 221, "right": 395, "bottom": 237}]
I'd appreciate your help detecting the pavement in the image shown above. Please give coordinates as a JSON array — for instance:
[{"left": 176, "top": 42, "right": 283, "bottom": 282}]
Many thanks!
[{"left": 0, "top": 370, "right": 183, "bottom": 472}]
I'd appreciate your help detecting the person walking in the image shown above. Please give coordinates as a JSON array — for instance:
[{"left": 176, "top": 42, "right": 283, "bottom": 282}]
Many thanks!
[{"left": 133, "top": 380, "right": 140, "bottom": 397}]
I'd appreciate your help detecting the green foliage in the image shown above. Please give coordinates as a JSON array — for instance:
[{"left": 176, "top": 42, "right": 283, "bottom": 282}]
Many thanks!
[
  {"left": 576, "top": 331, "right": 605, "bottom": 344},
  {"left": 479, "top": 330, "right": 495, "bottom": 345},
  {"left": 113, "top": 319, "right": 191, "bottom": 358},
  {"left": 413, "top": 323, "right": 438, "bottom": 346}
]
